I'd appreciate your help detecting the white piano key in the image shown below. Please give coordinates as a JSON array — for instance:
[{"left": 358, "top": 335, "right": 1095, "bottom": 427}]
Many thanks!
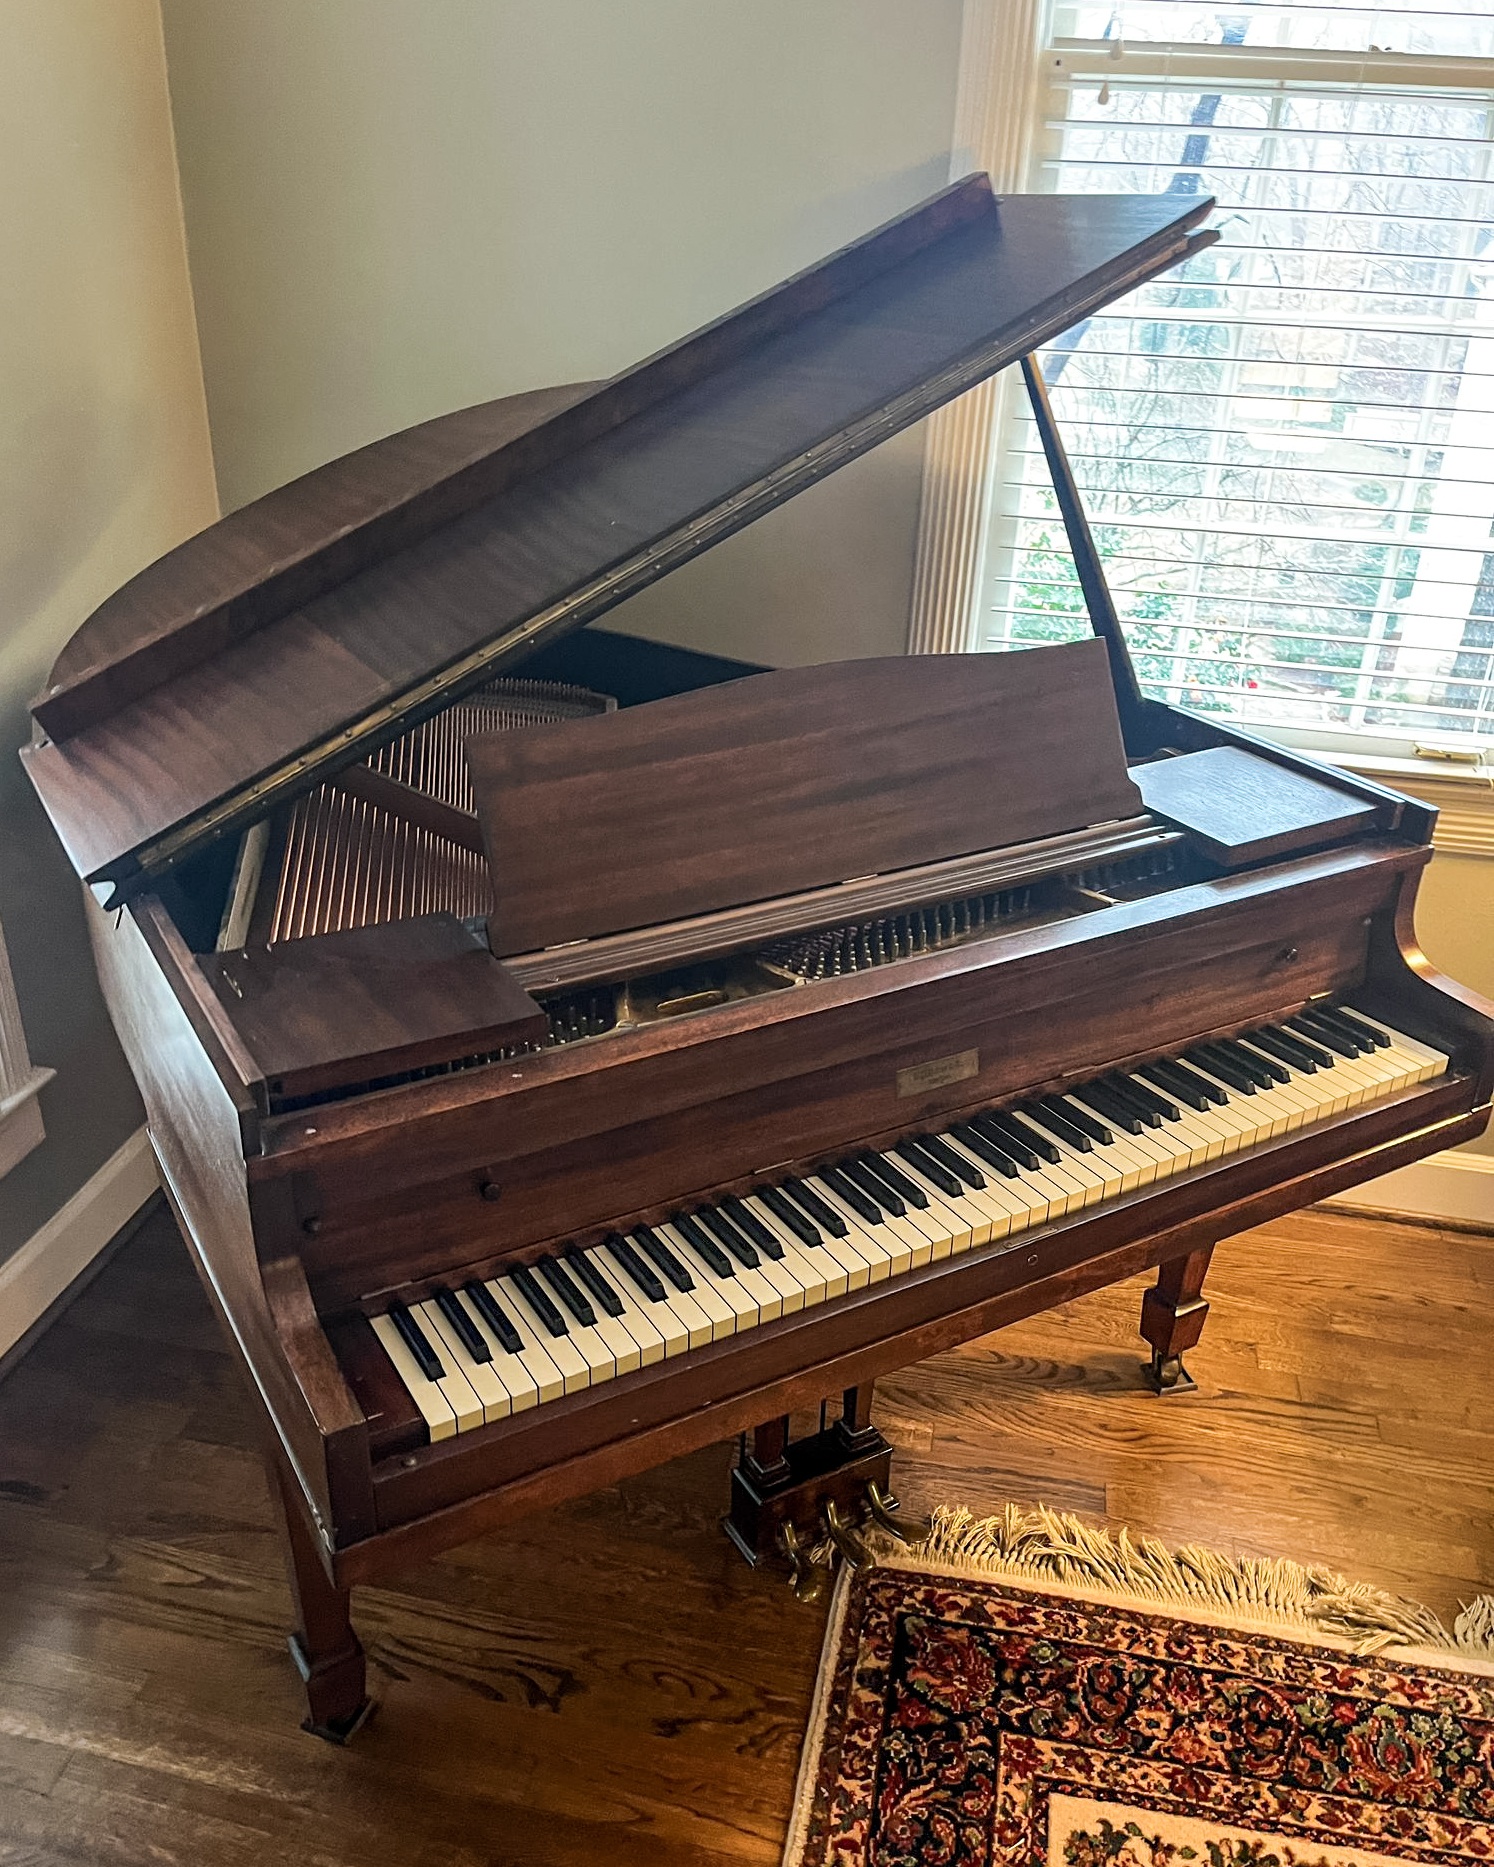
[
  {"left": 371, "top": 1312, "right": 462, "bottom": 1441},
  {"left": 476, "top": 1281, "right": 567, "bottom": 1404},
  {"left": 655, "top": 1224, "right": 740, "bottom": 1338},
  {"left": 453, "top": 1289, "right": 543, "bottom": 1413},
  {"left": 806, "top": 1178, "right": 902, "bottom": 1281},
  {"left": 578, "top": 1247, "right": 668, "bottom": 1366},
  {"left": 741, "top": 1196, "right": 844, "bottom": 1303},
  {"left": 416, "top": 1299, "right": 512, "bottom": 1425},
  {"left": 497, "top": 1273, "right": 593, "bottom": 1392}
]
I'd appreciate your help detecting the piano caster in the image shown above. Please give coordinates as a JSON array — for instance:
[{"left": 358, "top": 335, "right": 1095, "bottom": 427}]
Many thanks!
[
  {"left": 290, "top": 1633, "right": 377, "bottom": 1744},
  {"left": 1142, "top": 1349, "right": 1197, "bottom": 1395},
  {"left": 1139, "top": 1244, "right": 1214, "bottom": 1397}
]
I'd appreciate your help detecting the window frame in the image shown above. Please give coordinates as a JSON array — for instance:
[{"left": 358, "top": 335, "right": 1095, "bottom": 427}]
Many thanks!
[{"left": 909, "top": 1, "right": 1494, "bottom": 786}]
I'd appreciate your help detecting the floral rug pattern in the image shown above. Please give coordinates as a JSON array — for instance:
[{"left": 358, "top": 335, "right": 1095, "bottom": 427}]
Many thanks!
[{"left": 787, "top": 1569, "right": 1494, "bottom": 1867}]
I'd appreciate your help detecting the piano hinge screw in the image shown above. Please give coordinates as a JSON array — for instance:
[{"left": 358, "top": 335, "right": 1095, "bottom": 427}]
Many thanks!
[
  {"left": 1278, "top": 946, "right": 1299, "bottom": 964},
  {"left": 480, "top": 1180, "right": 503, "bottom": 1202},
  {"left": 302, "top": 1216, "right": 322, "bottom": 1237}
]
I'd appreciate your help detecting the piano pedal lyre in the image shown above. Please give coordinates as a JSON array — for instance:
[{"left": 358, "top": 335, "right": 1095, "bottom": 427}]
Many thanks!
[{"left": 724, "top": 1386, "right": 895, "bottom": 1591}]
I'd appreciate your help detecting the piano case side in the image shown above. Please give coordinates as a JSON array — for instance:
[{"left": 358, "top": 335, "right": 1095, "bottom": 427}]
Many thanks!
[{"left": 87, "top": 888, "right": 375, "bottom": 1543}]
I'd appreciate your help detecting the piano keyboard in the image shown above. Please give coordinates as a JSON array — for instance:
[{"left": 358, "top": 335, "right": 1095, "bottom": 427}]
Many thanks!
[{"left": 370, "top": 1006, "right": 1449, "bottom": 1441}]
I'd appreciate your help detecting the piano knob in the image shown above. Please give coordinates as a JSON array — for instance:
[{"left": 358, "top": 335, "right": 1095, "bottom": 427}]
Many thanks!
[
  {"left": 480, "top": 1180, "right": 503, "bottom": 1202},
  {"left": 302, "top": 1216, "right": 322, "bottom": 1237}
]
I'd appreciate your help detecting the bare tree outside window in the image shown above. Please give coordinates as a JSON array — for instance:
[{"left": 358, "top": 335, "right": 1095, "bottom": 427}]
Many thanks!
[{"left": 986, "top": 0, "right": 1494, "bottom": 750}]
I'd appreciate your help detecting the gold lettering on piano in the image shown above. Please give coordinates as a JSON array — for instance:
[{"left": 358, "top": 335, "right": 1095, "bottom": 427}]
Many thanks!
[{"left": 897, "top": 1049, "right": 979, "bottom": 1098}]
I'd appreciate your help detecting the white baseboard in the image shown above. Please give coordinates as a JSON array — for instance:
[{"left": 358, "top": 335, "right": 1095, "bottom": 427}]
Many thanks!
[
  {"left": 1324, "top": 1146, "right": 1494, "bottom": 1228},
  {"left": 0, "top": 1126, "right": 159, "bottom": 1361}
]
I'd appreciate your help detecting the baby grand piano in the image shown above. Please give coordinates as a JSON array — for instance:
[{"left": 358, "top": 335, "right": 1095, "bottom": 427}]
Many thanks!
[{"left": 23, "top": 175, "right": 1494, "bottom": 1739}]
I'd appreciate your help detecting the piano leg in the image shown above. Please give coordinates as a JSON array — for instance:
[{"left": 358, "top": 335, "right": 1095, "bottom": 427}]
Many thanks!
[
  {"left": 267, "top": 1455, "right": 374, "bottom": 1742},
  {"left": 1139, "top": 1243, "right": 1215, "bottom": 1394}
]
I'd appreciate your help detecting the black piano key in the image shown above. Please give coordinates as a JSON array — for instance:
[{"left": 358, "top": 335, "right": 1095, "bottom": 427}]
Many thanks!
[
  {"left": 1246, "top": 1026, "right": 1318, "bottom": 1074},
  {"left": 1262, "top": 1023, "right": 1333, "bottom": 1070},
  {"left": 1142, "top": 1067, "right": 1225, "bottom": 1105},
  {"left": 632, "top": 1225, "right": 696, "bottom": 1293},
  {"left": 894, "top": 1138, "right": 963, "bottom": 1198},
  {"left": 1071, "top": 1081, "right": 1144, "bottom": 1135},
  {"left": 722, "top": 1196, "right": 784, "bottom": 1258},
  {"left": 1289, "top": 1009, "right": 1359, "bottom": 1060},
  {"left": 1027, "top": 1098, "right": 1094, "bottom": 1153},
  {"left": 1215, "top": 1037, "right": 1282, "bottom": 1087},
  {"left": 1136, "top": 1061, "right": 1212, "bottom": 1112},
  {"left": 606, "top": 1233, "right": 668, "bottom": 1302},
  {"left": 950, "top": 1123, "right": 1020, "bottom": 1177},
  {"left": 538, "top": 1255, "right": 598, "bottom": 1326},
  {"left": 782, "top": 1178, "right": 849, "bottom": 1237},
  {"left": 566, "top": 1247, "right": 626, "bottom": 1316},
  {"left": 916, "top": 1132, "right": 985, "bottom": 1188},
  {"left": 1098, "top": 1082, "right": 1165, "bottom": 1120},
  {"left": 696, "top": 1206, "right": 761, "bottom": 1268},
  {"left": 1108, "top": 1073, "right": 1174, "bottom": 1124},
  {"left": 511, "top": 1264, "right": 569, "bottom": 1337},
  {"left": 974, "top": 1109, "right": 1052, "bottom": 1166},
  {"left": 435, "top": 1286, "right": 492, "bottom": 1363},
  {"left": 757, "top": 1184, "right": 822, "bottom": 1246},
  {"left": 1332, "top": 1005, "right": 1391, "bottom": 1049},
  {"left": 390, "top": 1301, "right": 444, "bottom": 1381},
  {"left": 463, "top": 1282, "right": 524, "bottom": 1354},
  {"left": 1305, "top": 1005, "right": 1376, "bottom": 1055},
  {"left": 1170, "top": 1058, "right": 1233, "bottom": 1106},
  {"left": 840, "top": 1159, "right": 906, "bottom": 1216},
  {"left": 672, "top": 1212, "right": 736, "bottom": 1277},
  {"left": 858, "top": 1153, "right": 929, "bottom": 1210},
  {"left": 820, "top": 1165, "right": 886, "bottom": 1225},
  {"left": 1185, "top": 1045, "right": 1257, "bottom": 1094},
  {"left": 1047, "top": 1094, "right": 1112, "bottom": 1147}
]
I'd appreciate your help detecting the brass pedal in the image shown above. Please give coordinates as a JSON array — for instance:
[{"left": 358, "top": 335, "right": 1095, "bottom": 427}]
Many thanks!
[
  {"left": 822, "top": 1498, "right": 871, "bottom": 1570},
  {"left": 865, "top": 1481, "right": 922, "bottom": 1545},
  {"left": 776, "top": 1522, "right": 828, "bottom": 1603}
]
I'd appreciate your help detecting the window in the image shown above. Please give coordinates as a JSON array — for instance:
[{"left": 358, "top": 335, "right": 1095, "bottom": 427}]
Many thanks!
[{"left": 982, "top": 0, "right": 1494, "bottom": 756}]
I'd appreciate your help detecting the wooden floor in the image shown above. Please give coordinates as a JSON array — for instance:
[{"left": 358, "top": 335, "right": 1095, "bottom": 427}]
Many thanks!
[{"left": 1, "top": 1201, "right": 1491, "bottom": 1865}]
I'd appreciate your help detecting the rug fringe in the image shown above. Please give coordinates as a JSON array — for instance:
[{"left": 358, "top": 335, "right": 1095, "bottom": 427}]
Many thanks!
[{"left": 896, "top": 1502, "right": 1494, "bottom": 1661}]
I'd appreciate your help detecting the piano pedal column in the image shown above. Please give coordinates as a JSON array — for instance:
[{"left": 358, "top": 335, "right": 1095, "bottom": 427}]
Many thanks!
[
  {"left": 266, "top": 1455, "right": 374, "bottom": 1743},
  {"left": 724, "top": 1384, "right": 895, "bottom": 1583},
  {"left": 1139, "top": 1243, "right": 1215, "bottom": 1395}
]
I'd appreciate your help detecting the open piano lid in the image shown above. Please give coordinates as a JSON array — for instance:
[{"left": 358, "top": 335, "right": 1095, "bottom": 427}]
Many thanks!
[{"left": 23, "top": 175, "right": 1216, "bottom": 906}]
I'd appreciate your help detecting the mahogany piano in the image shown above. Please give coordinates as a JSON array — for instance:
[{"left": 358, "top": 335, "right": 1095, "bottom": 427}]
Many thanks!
[{"left": 23, "top": 174, "right": 1494, "bottom": 1739}]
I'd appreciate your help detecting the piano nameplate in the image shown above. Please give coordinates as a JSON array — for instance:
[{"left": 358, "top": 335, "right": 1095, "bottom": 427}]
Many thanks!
[{"left": 897, "top": 1050, "right": 979, "bottom": 1098}]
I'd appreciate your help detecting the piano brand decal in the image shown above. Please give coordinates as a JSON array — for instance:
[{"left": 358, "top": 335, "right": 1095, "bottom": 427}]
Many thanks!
[{"left": 897, "top": 1049, "right": 979, "bottom": 1098}]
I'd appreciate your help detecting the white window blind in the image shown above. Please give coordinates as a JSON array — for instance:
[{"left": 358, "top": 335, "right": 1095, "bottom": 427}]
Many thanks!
[{"left": 983, "top": 0, "right": 1494, "bottom": 750}]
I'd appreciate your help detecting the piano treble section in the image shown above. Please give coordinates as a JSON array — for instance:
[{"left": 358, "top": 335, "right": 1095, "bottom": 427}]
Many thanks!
[{"left": 368, "top": 1004, "right": 1451, "bottom": 1442}]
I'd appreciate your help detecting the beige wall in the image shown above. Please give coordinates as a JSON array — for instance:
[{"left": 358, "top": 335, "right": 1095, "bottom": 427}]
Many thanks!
[
  {"left": 0, "top": 0, "right": 218, "bottom": 1260},
  {"left": 1406, "top": 841, "right": 1494, "bottom": 1157},
  {"left": 159, "top": 0, "right": 965, "bottom": 667}
]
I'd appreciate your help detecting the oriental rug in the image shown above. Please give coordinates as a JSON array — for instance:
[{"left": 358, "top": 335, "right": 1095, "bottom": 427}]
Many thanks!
[{"left": 784, "top": 1504, "right": 1494, "bottom": 1867}]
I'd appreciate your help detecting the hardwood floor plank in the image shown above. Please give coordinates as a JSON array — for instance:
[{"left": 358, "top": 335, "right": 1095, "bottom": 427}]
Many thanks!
[{"left": 1, "top": 1202, "right": 1490, "bottom": 1863}]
